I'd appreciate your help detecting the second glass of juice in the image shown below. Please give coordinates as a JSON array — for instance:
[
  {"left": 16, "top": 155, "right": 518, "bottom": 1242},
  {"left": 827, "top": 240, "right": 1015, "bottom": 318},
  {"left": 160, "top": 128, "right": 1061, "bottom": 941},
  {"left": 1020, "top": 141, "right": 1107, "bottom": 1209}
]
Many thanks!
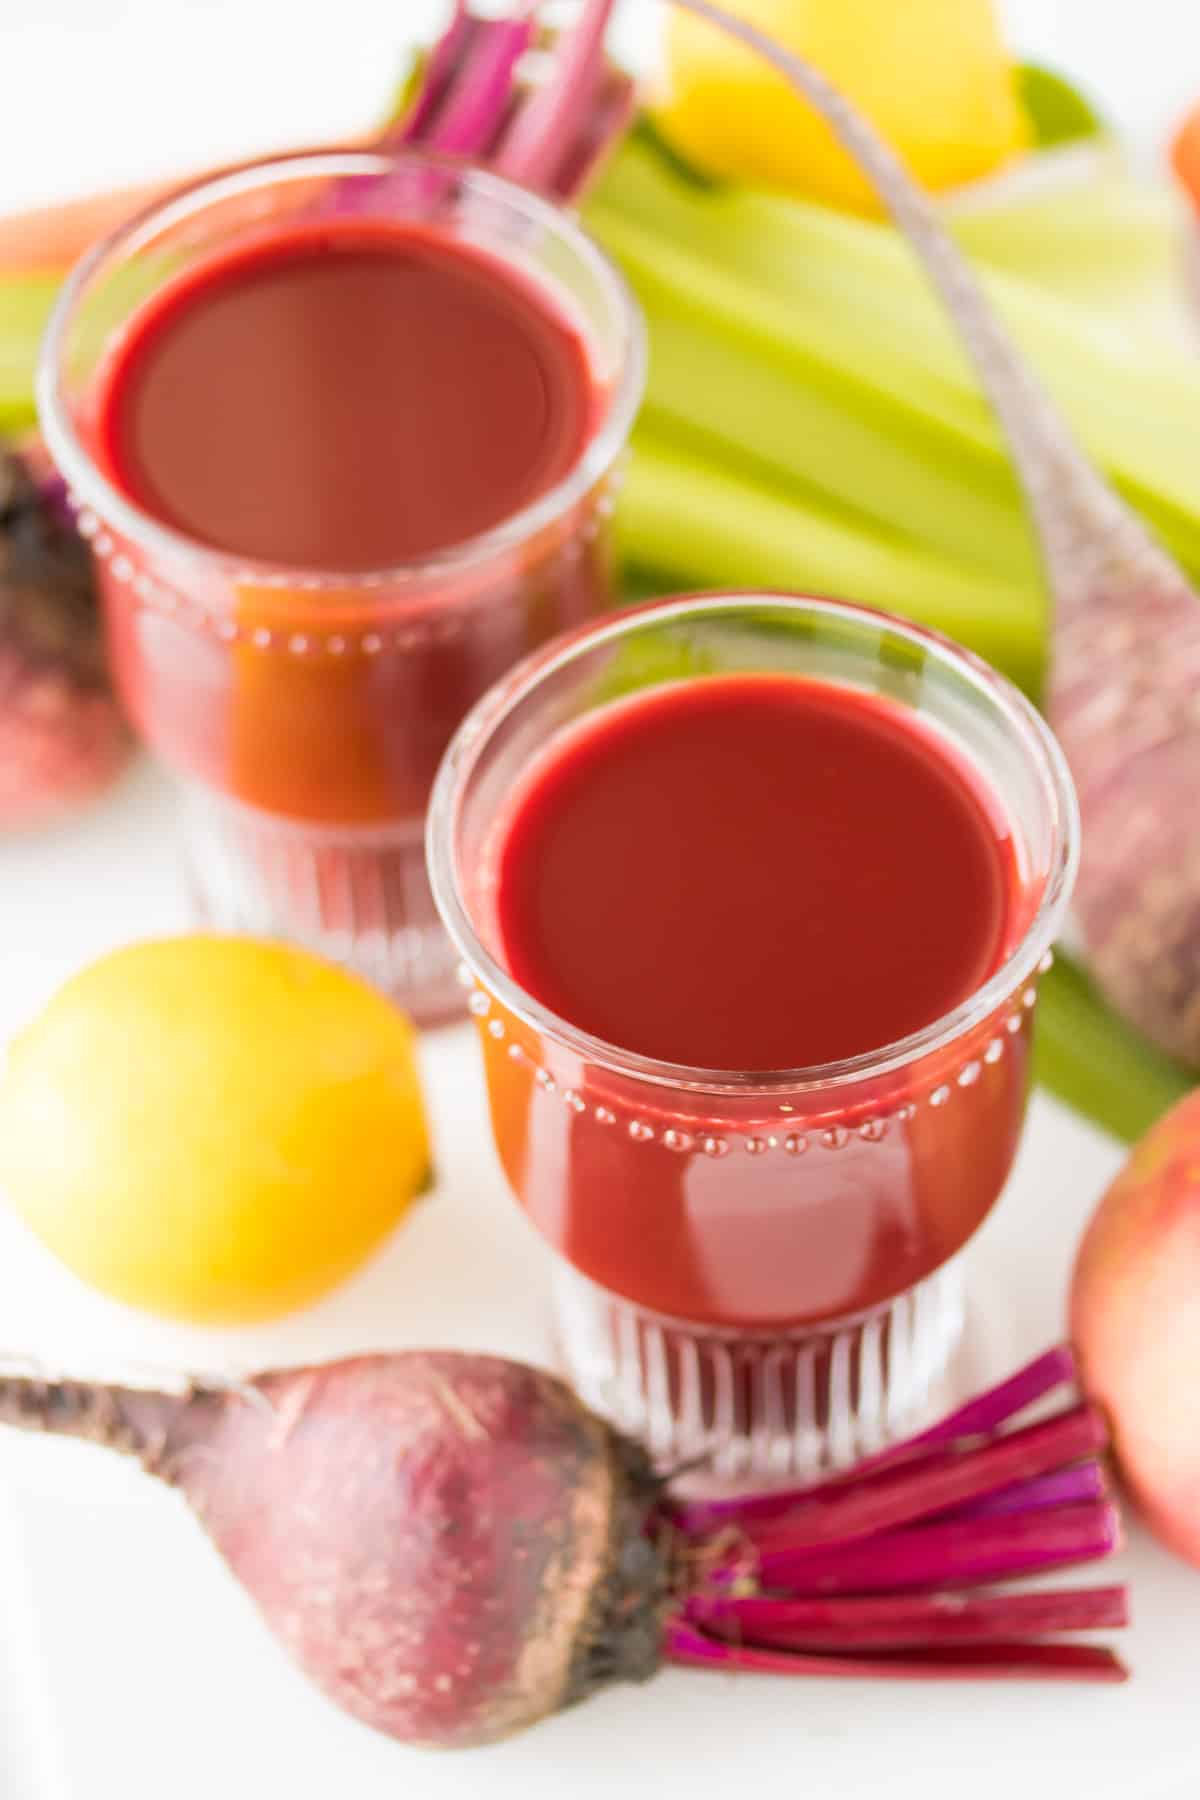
[
  {"left": 37, "top": 149, "right": 644, "bottom": 1021},
  {"left": 429, "top": 595, "right": 1078, "bottom": 1479}
]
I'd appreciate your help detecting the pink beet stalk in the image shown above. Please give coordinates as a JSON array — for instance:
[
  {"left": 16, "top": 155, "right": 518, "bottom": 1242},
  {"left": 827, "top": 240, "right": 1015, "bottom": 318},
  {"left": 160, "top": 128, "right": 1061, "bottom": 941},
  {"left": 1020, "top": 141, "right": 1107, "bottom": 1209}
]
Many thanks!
[
  {"left": 666, "top": 1621, "right": 1129, "bottom": 1684},
  {"left": 393, "top": 1, "right": 474, "bottom": 142},
  {"left": 736, "top": 1405, "right": 1108, "bottom": 1555},
  {"left": 939, "top": 1463, "right": 1107, "bottom": 1523},
  {"left": 672, "top": 1345, "right": 1080, "bottom": 1536},
  {"left": 689, "top": 1585, "right": 1129, "bottom": 1651},
  {"left": 743, "top": 1501, "right": 1124, "bottom": 1596},
  {"left": 495, "top": 0, "right": 622, "bottom": 191},
  {"left": 407, "top": 11, "right": 536, "bottom": 159},
  {"left": 862, "top": 1345, "right": 1080, "bottom": 1467},
  {"left": 394, "top": 1, "right": 634, "bottom": 204}
]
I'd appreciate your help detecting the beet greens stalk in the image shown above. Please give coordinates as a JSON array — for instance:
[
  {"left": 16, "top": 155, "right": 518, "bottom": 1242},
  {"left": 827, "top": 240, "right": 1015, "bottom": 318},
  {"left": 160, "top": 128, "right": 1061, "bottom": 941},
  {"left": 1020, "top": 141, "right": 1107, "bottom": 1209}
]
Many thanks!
[
  {"left": 687, "top": 1585, "right": 1129, "bottom": 1653},
  {"left": 726, "top": 1502, "right": 1123, "bottom": 1597},
  {"left": 393, "top": 0, "right": 633, "bottom": 204},
  {"left": 0, "top": 1345, "right": 1128, "bottom": 1750},
  {"left": 672, "top": 1345, "right": 1080, "bottom": 1536}
]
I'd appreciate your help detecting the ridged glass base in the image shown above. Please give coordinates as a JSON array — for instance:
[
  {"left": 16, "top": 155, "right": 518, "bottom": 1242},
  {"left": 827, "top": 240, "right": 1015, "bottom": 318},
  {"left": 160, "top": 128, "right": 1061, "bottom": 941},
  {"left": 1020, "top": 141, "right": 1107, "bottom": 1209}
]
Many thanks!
[
  {"left": 179, "top": 784, "right": 462, "bottom": 1024},
  {"left": 552, "top": 1259, "right": 966, "bottom": 1483}
]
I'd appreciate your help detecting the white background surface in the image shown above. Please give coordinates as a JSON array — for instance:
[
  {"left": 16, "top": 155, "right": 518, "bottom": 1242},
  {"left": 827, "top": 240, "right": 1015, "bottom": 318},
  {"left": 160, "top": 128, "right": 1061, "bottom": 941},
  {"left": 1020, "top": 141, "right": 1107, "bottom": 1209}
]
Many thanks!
[{"left": 1, "top": 3, "right": 1199, "bottom": 1796}]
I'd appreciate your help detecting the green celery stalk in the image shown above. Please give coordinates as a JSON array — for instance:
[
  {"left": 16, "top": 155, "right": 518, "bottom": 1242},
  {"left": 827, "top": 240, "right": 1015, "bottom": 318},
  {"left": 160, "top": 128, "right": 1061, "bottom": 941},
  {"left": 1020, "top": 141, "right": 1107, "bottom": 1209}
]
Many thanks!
[
  {"left": 592, "top": 203, "right": 1043, "bottom": 585},
  {"left": 950, "top": 167, "right": 1192, "bottom": 338},
  {"left": 584, "top": 140, "right": 1200, "bottom": 575},
  {"left": 1035, "top": 954, "right": 1195, "bottom": 1143},
  {"left": 616, "top": 426, "right": 1045, "bottom": 694},
  {"left": 0, "top": 255, "right": 174, "bottom": 442},
  {"left": 0, "top": 271, "right": 61, "bottom": 434}
]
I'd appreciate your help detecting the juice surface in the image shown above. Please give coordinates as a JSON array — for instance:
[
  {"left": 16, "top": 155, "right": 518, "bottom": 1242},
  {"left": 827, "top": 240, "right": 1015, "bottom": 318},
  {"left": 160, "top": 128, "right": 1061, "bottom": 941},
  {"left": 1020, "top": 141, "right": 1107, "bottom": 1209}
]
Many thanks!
[
  {"left": 491, "top": 673, "right": 1016, "bottom": 1070},
  {"left": 95, "top": 219, "right": 595, "bottom": 569}
]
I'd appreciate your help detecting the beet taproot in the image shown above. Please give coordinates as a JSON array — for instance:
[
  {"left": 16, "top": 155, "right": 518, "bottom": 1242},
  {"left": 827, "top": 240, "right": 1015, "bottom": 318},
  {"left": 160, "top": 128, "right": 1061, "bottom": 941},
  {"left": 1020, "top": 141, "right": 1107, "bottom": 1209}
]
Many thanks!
[
  {"left": 2, "top": 1352, "right": 667, "bottom": 1749},
  {"left": 0, "top": 1344, "right": 1131, "bottom": 1751},
  {"left": 0, "top": 443, "right": 133, "bottom": 827}
]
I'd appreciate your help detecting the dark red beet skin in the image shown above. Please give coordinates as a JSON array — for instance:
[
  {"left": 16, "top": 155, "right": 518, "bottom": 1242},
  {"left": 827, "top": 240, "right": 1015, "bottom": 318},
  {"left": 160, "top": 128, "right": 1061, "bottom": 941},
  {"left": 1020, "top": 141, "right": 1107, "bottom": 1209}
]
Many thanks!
[
  {"left": 0, "top": 445, "right": 134, "bottom": 828},
  {"left": 0, "top": 1343, "right": 1129, "bottom": 1748},
  {"left": 1, "top": 1352, "right": 666, "bottom": 1750},
  {"left": 177, "top": 1356, "right": 666, "bottom": 1747}
]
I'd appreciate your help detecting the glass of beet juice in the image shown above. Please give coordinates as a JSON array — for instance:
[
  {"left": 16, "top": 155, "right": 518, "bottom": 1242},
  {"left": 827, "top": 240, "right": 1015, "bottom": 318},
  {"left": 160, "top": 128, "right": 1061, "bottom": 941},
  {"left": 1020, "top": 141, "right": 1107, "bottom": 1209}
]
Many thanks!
[
  {"left": 428, "top": 594, "right": 1078, "bottom": 1479},
  {"left": 37, "top": 149, "right": 644, "bottom": 1021}
]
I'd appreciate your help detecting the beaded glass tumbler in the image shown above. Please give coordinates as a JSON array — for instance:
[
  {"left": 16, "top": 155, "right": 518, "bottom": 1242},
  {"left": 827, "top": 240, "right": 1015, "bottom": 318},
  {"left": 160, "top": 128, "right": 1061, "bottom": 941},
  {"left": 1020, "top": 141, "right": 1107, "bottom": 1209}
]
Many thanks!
[
  {"left": 37, "top": 150, "right": 645, "bottom": 1022},
  {"left": 429, "top": 595, "right": 1079, "bottom": 1480}
]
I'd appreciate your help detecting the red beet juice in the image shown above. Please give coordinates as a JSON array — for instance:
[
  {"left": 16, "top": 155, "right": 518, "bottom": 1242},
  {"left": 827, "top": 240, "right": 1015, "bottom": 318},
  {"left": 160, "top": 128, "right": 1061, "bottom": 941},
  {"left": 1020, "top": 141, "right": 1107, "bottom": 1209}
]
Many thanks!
[
  {"left": 480, "top": 671, "right": 1027, "bottom": 1329},
  {"left": 431, "top": 593, "right": 1076, "bottom": 1471},
  {"left": 87, "top": 217, "right": 604, "bottom": 825}
]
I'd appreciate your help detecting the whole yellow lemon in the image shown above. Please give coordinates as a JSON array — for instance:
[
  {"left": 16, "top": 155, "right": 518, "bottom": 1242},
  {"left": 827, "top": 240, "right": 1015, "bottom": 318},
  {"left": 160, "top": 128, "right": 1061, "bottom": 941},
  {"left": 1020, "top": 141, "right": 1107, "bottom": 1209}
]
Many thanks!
[
  {"left": 655, "top": 0, "right": 1029, "bottom": 213},
  {"left": 0, "top": 936, "right": 432, "bottom": 1323}
]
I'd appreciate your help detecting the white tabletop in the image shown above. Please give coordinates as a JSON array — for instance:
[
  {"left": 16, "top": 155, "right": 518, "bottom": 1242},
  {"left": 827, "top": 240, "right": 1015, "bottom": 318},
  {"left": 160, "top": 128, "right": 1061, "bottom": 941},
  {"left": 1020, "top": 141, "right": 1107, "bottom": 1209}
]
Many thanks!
[{"left": 2, "top": 5, "right": 1199, "bottom": 1797}]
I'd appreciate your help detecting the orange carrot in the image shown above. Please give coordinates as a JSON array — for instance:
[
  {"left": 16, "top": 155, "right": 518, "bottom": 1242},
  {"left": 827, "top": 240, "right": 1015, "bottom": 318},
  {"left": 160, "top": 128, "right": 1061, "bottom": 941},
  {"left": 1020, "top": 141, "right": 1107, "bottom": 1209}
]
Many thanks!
[
  {"left": 0, "top": 178, "right": 187, "bottom": 277},
  {"left": 0, "top": 122, "right": 390, "bottom": 279},
  {"left": 1171, "top": 100, "right": 1200, "bottom": 213}
]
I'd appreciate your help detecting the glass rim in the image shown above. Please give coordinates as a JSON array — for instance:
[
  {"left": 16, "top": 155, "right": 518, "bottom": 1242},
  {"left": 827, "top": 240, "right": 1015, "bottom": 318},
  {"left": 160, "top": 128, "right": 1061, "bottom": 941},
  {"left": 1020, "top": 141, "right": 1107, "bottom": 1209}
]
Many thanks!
[
  {"left": 427, "top": 591, "right": 1081, "bottom": 1096},
  {"left": 36, "top": 145, "right": 647, "bottom": 594}
]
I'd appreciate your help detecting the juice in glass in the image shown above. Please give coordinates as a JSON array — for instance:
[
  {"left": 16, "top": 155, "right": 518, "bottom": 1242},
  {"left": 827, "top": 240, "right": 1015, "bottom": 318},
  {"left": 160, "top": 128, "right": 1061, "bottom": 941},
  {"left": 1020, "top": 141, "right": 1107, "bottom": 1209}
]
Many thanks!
[
  {"left": 38, "top": 150, "right": 644, "bottom": 1020},
  {"left": 429, "top": 596, "right": 1078, "bottom": 1478}
]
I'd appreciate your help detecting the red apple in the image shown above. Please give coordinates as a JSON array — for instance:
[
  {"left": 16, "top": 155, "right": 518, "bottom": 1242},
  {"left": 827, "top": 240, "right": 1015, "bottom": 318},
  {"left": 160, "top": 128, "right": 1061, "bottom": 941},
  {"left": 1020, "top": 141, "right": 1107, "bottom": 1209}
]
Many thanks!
[{"left": 1071, "top": 1090, "right": 1200, "bottom": 1566}]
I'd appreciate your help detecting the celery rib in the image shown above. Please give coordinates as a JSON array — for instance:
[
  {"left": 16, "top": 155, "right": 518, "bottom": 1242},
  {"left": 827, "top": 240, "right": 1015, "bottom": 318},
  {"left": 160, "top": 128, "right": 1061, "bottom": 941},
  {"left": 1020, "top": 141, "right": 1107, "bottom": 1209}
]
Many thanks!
[
  {"left": 616, "top": 427, "right": 1045, "bottom": 694},
  {"left": 584, "top": 141, "right": 1200, "bottom": 575},
  {"left": 0, "top": 271, "right": 62, "bottom": 436},
  {"left": 1035, "top": 954, "right": 1194, "bottom": 1143}
]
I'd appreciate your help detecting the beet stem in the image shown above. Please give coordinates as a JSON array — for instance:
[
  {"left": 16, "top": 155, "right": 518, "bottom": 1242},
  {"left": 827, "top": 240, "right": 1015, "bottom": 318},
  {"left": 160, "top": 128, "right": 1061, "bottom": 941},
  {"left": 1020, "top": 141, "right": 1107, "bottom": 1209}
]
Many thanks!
[
  {"left": 495, "top": 0, "right": 618, "bottom": 190},
  {"left": 411, "top": 14, "right": 535, "bottom": 160},
  {"left": 391, "top": 1, "right": 473, "bottom": 142},
  {"left": 936, "top": 1463, "right": 1107, "bottom": 1524},
  {"left": 732, "top": 1501, "right": 1123, "bottom": 1597},
  {"left": 688, "top": 1583, "right": 1130, "bottom": 1650},
  {"left": 735, "top": 1405, "right": 1107, "bottom": 1557},
  {"left": 665, "top": 1620, "right": 1129, "bottom": 1683},
  {"left": 673, "top": 1345, "right": 1080, "bottom": 1535}
]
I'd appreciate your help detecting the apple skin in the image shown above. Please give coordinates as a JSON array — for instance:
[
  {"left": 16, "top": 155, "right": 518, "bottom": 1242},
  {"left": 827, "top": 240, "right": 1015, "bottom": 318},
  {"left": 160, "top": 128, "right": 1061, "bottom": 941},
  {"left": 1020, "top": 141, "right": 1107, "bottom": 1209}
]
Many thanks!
[{"left": 1071, "top": 1090, "right": 1200, "bottom": 1567}]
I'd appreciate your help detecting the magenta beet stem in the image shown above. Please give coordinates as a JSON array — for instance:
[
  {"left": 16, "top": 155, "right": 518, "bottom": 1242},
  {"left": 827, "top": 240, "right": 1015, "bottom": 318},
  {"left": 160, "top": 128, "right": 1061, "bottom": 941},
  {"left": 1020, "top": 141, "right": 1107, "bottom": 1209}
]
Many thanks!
[
  {"left": 860, "top": 1345, "right": 1080, "bottom": 1470},
  {"left": 408, "top": 15, "right": 536, "bottom": 160},
  {"left": 665, "top": 1621, "right": 1129, "bottom": 1684},
  {"left": 392, "top": 0, "right": 473, "bottom": 142},
  {"left": 737, "top": 1404, "right": 1107, "bottom": 1557},
  {"left": 937, "top": 1463, "right": 1107, "bottom": 1523},
  {"left": 735, "top": 1500, "right": 1122, "bottom": 1596},
  {"left": 496, "top": 0, "right": 618, "bottom": 190},
  {"left": 673, "top": 1346, "right": 1079, "bottom": 1535},
  {"left": 687, "top": 1583, "right": 1129, "bottom": 1651}
]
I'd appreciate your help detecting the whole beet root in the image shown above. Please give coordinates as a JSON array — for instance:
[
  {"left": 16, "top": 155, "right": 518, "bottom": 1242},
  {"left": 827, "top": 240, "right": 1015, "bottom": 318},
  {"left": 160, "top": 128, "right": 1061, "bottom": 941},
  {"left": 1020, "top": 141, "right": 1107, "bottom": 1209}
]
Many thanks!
[
  {"left": 0, "top": 1345, "right": 1130, "bottom": 1752},
  {"left": 0, "top": 444, "right": 133, "bottom": 828},
  {"left": 2, "top": 1352, "right": 668, "bottom": 1750}
]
